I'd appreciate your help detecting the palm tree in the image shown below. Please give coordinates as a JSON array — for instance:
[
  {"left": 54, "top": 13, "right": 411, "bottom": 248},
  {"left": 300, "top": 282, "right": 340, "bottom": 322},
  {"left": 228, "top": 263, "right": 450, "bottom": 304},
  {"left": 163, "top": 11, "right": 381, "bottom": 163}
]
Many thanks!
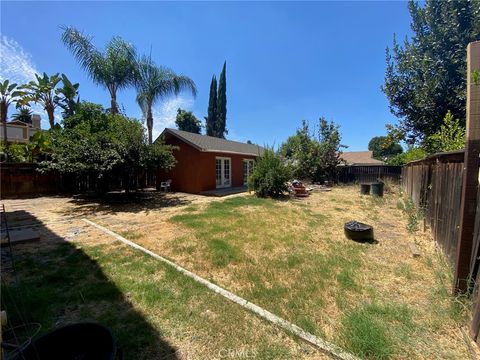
[
  {"left": 18, "top": 73, "right": 62, "bottom": 129},
  {"left": 135, "top": 55, "right": 197, "bottom": 144},
  {"left": 1, "top": 80, "right": 22, "bottom": 146},
  {"left": 12, "top": 107, "right": 33, "bottom": 123},
  {"left": 61, "top": 26, "right": 137, "bottom": 115}
]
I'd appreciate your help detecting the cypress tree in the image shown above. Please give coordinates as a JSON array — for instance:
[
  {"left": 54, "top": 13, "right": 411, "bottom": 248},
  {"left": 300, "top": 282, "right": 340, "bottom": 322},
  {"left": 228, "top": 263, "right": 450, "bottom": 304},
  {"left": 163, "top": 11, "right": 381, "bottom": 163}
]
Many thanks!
[
  {"left": 216, "top": 61, "right": 227, "bottom": 138},
  {"left": 206, "top": 75, "right": 217, "bottom": 136}
]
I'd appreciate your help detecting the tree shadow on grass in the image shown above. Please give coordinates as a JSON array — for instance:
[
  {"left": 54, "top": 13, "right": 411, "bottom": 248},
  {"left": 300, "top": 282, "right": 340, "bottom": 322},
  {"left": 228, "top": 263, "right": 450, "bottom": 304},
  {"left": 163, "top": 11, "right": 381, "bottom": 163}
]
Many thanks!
[
  {"left": 1, "top": 210, "right": 178, "bottom": 359},
  {"left": 63, "top": 189, "right": 193, "bottom": 217}
]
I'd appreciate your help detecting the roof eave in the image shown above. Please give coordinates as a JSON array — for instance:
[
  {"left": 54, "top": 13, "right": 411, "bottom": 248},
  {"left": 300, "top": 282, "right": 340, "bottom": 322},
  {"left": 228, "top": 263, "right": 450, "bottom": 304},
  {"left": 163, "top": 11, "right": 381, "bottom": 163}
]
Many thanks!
[{"left": 203, "top": 149, "right": 262, "bottom": 157}]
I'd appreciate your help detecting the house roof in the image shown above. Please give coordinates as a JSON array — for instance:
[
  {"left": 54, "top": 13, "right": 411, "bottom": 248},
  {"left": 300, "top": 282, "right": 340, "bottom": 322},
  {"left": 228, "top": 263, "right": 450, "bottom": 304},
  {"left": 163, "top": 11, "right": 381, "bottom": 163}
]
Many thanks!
[
  {"left": 159, "top": 128, "right": 265, "bottom": 156},
  {"left": 339, "top": 151, "right": 385, "bottom": 165}
]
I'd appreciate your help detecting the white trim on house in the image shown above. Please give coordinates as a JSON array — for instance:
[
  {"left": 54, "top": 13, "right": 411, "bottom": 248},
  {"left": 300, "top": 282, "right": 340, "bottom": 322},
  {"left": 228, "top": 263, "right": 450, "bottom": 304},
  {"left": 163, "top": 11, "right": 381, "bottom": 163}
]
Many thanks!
[
  {"left": 243, "top": 159, "right": 255, "bottom": 185},
  {"left": 215, "top": 156, "right": 232, "bottom": 189}
]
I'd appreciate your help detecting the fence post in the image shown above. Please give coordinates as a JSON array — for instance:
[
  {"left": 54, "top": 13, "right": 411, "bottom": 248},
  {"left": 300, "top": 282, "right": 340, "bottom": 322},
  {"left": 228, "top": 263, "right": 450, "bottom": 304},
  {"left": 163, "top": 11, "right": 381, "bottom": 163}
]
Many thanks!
[{"left": 454, "top": 41, "right": 480, "bottom": 293}]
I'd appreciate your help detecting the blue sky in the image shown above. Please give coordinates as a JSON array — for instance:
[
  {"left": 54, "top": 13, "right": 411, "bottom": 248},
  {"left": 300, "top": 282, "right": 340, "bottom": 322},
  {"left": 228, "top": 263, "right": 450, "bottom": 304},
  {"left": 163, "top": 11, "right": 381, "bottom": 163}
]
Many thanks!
[{"left": 1, "top": 1, "right": 412, "bottom": 150}]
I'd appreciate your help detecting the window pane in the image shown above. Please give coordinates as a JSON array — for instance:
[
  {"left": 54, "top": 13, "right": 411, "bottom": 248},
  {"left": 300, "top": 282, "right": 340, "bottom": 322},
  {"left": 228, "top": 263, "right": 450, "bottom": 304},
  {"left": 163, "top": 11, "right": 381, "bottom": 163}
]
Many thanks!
[
  {"left": 224, "top": 159, "right": 230, "bottom": 184},
  {"left": 216, "top": 159, "right": 222, "bottom": 185}
]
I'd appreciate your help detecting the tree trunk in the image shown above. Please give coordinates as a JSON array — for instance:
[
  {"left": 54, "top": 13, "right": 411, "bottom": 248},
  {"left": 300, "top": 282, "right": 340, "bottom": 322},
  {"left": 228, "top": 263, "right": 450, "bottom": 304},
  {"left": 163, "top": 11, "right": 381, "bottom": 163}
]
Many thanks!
[
  {"left": 46, "top": 105, "right": 55, "bottom": 128},
  {"left": 1, "top": 102, "right": 8, "bottom": 148},
  {"left": 147, "top": 106, "right": 153, "bottom": 145},
  {"left": 110, "top": 92, "right": 118, "bottom": 115}
]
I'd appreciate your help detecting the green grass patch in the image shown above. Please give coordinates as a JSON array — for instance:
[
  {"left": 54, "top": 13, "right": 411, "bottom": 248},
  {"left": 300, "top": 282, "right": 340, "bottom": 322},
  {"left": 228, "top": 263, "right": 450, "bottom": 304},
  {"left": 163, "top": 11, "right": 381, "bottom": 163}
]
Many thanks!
[
  {"left": 1, "top": 240, "right": 302, "bottom": 359},
  {"left": 119, "top": 230, "right": 143, "bottom": 240},
  {"left": 339, "top": 302, "right": 415, "bottom": 359},
  {"left": 394, "top": 263, "right": 413, "bottom": 280},
  {"left": 209, "top": 238, "right": 242, "bottom": 266}
]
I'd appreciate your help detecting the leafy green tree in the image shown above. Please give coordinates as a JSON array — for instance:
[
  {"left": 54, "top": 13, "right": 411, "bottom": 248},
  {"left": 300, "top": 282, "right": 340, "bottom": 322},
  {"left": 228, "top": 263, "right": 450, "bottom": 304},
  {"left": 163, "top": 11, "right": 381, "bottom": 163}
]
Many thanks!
[
  {"left": 61, "top": 26, "right": 137, "bottom": 115},
  {"left": 386, "top": 146, "right": 427, "bottom": 165},
  {"left": 18, "top": 73, "right": 69, "bottom": 128},
  {"left": 248, "top": 147, "right": 291, "bottom": 198},
  {"left": 12, "top": 107, "right": 33, "bottom": 123},
  {"left": 28, "top": 130, "right": 53, "bottom": 162},
  {"left": 368, "top": 136, "right": 403, "bottom": 160},
  {"left": 216, "top": 61, "right": 227, "bottom": 138},
  {"left": 62, "top": 101, "right": 105, "bottom": 129},
  {"left": 175, "top": 108, "right": 201, "bottom": 134},
  {"left": 1, "top": 80, "right": 22, "bottom": 146},
  {"left": 279, "top": 120, "right": 315, "bottom": 179},
  {"left": 383, "top": 0, "right": 480, "bottom": 143},
  {"left": 42, "top": 102, "right": 176, "bottom": 193},
  {"left": 424, "top": 111, "right": 465, "bottom": 154},
  {"left": 206, "top": 75, "right": 217, "bottom": 137},
  {"left": 312, "top": 117, "right": 346, "bottom": 182},
  {"left": 135, "top": 55, "right": 196, "bottom": 144},
  {"left": 280, "top": 118, "right": 345, "bottom": 182}
]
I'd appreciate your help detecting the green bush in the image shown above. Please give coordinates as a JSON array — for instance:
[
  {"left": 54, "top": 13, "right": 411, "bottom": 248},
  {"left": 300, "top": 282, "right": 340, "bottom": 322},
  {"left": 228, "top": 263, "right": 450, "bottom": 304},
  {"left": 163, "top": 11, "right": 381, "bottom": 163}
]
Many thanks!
[
  {"left": 248, "top": 148, "right": 291, "bottom": 198},
  {"left": 0, "top": 142, "right": 29, "bottom": 162},
  {"left": 386, "top": 147, "right": 426, "bottom": 165}
]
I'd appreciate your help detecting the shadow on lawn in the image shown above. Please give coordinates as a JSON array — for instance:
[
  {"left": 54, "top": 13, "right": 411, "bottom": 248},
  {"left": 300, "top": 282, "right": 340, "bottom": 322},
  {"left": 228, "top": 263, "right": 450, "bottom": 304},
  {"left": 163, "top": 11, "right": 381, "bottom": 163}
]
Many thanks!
[
  {"left": 64, "top": 189, "right": 192, "bottom": 216},
  {"left": 1, "top": 210, "right": 178, "bottom": 359}
]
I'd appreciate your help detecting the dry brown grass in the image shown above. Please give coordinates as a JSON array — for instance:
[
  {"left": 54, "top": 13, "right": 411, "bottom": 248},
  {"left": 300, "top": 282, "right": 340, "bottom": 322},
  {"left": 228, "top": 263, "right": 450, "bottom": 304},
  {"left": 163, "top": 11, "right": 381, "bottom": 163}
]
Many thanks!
[
  {"left": 4, "top": 186, "right": 479, "bottom": 359},
  {"left": 78, "top": 185, "right": 478, "bottom": 359}
]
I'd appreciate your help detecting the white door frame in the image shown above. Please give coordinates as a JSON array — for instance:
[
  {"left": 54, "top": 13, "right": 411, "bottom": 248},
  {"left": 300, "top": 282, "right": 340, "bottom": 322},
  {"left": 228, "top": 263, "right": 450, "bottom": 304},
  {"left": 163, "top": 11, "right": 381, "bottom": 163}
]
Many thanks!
[
  {"left": 243, "top": 159, "right": 255, "bottom": 185},
  {"left": 216, "top": 157, "right": 232, "bottom": 188}
]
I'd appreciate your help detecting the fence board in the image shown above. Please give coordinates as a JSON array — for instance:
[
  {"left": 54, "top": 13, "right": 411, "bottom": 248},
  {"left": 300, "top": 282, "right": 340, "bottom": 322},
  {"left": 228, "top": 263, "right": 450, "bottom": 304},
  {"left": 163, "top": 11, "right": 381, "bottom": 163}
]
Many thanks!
[
  {"left": 401, "top": 154, "right": 465, "bottom": 264},
  {"left": 470, "top": 186, "right": 480, "bottom": 341},
  {"left": 0, "top": 163, "right": 152, "bottom": 198},
  {"left": 338, "top": 165, "right": 401, "bottom": 184}
]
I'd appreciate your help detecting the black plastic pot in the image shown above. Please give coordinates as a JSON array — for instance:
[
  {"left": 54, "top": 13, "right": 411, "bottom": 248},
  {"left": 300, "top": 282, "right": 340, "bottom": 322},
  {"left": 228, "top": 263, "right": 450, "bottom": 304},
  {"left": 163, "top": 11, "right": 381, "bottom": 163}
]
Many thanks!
[
  {"left": 371, "top": 182, "right": 384, "bottom": 197},
  {"left": 359, "top": 184, "right": 371, "bottom": 195},
  {"left": 344, "top": 221, "right": 374, "bottom": 242},
  {"left": 14, "top": 322, "right": 119, "bottom": 360}
]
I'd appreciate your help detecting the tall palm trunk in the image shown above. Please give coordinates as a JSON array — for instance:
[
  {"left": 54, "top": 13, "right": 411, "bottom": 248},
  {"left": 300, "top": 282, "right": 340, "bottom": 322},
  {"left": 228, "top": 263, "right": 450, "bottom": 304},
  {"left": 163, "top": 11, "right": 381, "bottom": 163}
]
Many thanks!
[
  {"left": 109, "top": 86, "right": 118, "bottom": 115},
  {"left": 147, "top": 105, "right": 153, "bottom": 145},
  {"left": 110, "top": 96, "right": 118, "bottom": 115},
  {"left": 1, "top": 102, "right": 8, "bottom": 148}
]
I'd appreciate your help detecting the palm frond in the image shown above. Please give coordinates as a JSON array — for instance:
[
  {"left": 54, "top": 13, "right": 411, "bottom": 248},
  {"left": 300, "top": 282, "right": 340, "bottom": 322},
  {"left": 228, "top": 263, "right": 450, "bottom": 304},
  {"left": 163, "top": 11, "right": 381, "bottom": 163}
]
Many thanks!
[{"left": 60, "top": 26, "right": 103, "bottom": 84}]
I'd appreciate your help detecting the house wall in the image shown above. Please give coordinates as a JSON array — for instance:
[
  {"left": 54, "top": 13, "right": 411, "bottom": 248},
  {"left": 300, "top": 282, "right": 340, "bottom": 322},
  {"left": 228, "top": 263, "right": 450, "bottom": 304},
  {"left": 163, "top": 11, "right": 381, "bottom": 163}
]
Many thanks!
[
  {"left": 0, "top": 124, "right": 38, "bottom": 143},
  {"left": 157, "top": 134, "right": 256, "bottom": 194}
]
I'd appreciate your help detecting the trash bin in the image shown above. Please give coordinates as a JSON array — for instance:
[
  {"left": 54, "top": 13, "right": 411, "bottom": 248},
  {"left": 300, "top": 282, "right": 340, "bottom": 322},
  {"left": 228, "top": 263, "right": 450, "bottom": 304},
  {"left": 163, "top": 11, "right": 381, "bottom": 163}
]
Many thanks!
[
  {"left": 360, "top": 184, "right": 371, "bottom": 195},
  {"left": 371, "top": 182, "right": 384, "bottom": 197}
]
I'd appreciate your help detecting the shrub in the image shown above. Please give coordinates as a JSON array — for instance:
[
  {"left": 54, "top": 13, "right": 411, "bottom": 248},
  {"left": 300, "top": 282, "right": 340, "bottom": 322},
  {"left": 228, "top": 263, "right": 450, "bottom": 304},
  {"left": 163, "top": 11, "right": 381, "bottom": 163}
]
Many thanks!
[
  {"left": 248, "top": 148, "right": 291, "bottom": 198},
  {"left": 0, "top": 142, "right": 29, "bottom": 162},
  {"left": 386, "top": 146, "right": 426, "bottom": 165}
]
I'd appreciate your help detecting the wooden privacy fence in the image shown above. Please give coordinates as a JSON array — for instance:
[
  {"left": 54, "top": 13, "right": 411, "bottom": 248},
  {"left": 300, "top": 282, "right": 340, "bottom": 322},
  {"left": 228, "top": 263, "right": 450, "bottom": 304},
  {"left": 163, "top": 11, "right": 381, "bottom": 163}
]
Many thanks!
[
  {"left": 403, "top": 41, "right": 480, "bottom": 344},
  {"left": 402, "top": 151, "right": 468, "bottom": 263},
  {"left": 0, "top": 163, "right": 153, "bottom": 198},
  {"left": 402, "top": 150, "right": 480, "bottom": 338},
  {"left": 337, "top": 165, "right": 401, "bottom": 183}
]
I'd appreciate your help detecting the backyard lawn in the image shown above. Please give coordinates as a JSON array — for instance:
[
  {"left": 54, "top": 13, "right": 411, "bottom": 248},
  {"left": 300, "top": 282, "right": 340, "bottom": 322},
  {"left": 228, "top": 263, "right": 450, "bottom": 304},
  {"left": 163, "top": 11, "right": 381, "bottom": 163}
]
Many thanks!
[{"left": 2, "top": 185, "right": 477, "bottom": 359}]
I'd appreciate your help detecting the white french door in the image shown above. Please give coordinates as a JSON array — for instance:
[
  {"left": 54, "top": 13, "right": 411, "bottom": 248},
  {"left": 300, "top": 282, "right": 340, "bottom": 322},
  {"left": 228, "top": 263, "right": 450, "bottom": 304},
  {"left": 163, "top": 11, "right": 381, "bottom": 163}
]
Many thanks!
[
  {"left": 243, "top": 159, "right": 255, "bottom": 185},
  {"left": 216, "top": 157, "right": 231, "bottom": 188}
]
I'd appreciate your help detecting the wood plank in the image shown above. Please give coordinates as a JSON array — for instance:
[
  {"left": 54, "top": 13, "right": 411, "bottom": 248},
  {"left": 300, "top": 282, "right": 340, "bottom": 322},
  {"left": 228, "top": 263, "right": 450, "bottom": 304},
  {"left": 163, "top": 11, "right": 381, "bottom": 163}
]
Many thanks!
[{"left": 455, "top": 41, "right": 480, "bottom": 293}]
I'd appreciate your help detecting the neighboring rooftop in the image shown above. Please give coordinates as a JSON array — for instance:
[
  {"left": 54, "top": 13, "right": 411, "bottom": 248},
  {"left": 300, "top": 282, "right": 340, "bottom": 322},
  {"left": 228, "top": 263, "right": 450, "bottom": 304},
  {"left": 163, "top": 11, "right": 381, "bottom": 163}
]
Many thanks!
[
  {"left": 159, "top": 128, "right": 265, "bottom": 156},
  {"left": 339, "top": 151, "right": 385, "bottom": 165}
]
